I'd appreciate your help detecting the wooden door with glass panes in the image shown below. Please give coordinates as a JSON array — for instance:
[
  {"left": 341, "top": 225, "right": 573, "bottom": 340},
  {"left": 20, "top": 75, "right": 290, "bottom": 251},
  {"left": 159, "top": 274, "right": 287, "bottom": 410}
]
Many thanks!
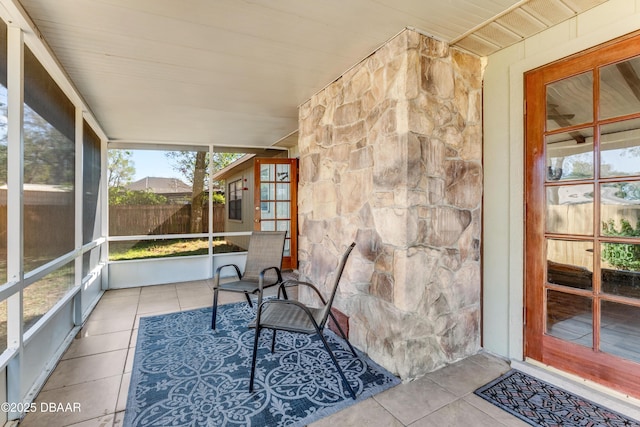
[
  {"left": 254, "top": 158, "right": 297, "bottom": 270},
  {"left": 525, "top": 32, "right": 640, "bottom": 398}
]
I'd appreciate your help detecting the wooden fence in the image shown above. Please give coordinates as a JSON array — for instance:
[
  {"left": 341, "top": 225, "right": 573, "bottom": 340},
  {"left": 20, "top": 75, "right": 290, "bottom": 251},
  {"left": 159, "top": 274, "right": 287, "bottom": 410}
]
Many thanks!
[{"left": 109, "top": 204, "right": 225, "bottom": 236}]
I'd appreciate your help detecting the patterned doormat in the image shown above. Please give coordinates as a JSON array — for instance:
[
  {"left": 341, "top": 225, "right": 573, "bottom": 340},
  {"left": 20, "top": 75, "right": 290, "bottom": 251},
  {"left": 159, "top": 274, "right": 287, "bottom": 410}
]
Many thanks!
[
  {"left": 474, "top": 370, "right": 640, "bottom": 426},
  {"left": 124, "top": 301, "right": 400, "bottom": 427}
]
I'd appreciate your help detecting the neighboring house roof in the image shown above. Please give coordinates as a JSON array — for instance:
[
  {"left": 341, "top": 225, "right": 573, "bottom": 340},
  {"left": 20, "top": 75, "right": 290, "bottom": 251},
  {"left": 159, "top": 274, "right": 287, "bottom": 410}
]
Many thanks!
[
  {"left": 127, "top": 177, "right": 192, "bottom": 194},
  {"left": 211, "top": 154, "right": 256, "bottom": 181}
]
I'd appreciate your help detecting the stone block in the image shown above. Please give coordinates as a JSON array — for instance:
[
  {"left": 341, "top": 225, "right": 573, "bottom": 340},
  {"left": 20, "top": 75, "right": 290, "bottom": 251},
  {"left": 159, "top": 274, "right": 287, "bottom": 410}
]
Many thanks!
[
  {"left": 372, "top": 191, "right": 395, "bottom": 208},
  {"left": 444, "top": 160, "right": 482, "bottom": 209},
  {"left": 426, "top": 177, "right": 445, "bottom": 204},
  {"left": 299, "top": 152, "right": 320, "bottom": 183},
  {"left": 371, "top": 207, "right": 410, "bottom": 246},
  {"left": 371, "top": 271, "right": 394, "bottom": 302},
  {"left": 334, "top": 120, "right": 366, "bottom": 144},
  {"left": 349, "top": 146, "right": 373, "bottom": 170},
  {"left": 393, "top": 247, "right": 439, "bottom": 312},
  {"left": 340, "top": 169, "right": 372, "bottom": 214},
  {"left": 421, "top": 57, "right": 454, "bottom": 99},
  {"left": 303, "top": 219, "right": 327, "bottom": 244},
  {"left": 421, "top": 207, "right": 472, "bottom": 247},
  {"left": 344, "top": 66, "right": 372, "bottom": 103},
  {"left": 452, "top": 48, "right": 483, "bottom": 88},
  {"left": 373, "top": 135, "right": 407, "bottom": 189},
  {"left": 311, "top": 181, "right": 337, "bottom": 219},
  {"left": 453, "top": 262, "right": 481, "bottom": 309},
  {"left": 435, "top": 125, "right": 463, "bottom": 150},
  {"left": 421, "top": 36, "right": 449, "bottom": 58},
  {"left": 421, "top": 135, "right": 446, "bottom": 178},
  {"left": 354, "top": 228, "right": 381, "bottom": 262},
  {"left": 460, "top": 123, "right": 482, "bottom": 161},
  {"left": 409, "top": 99, "right": 435, "bottom": 136},
  {"left": 334, "top": 100, "right": 363, "bottom": 126}
]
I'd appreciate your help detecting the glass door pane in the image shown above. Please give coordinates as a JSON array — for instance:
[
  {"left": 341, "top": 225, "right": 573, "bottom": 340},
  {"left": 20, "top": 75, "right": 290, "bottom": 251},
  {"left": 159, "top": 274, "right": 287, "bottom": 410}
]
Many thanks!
[{"left": 255, "top": 159, "right": 297, "bottom": 268}]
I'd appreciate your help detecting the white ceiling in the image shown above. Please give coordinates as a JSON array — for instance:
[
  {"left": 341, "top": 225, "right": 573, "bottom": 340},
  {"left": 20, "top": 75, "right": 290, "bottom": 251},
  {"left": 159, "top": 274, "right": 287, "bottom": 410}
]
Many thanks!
[{"left": 12, "top": 0, "right": 607, "bottom": 150}]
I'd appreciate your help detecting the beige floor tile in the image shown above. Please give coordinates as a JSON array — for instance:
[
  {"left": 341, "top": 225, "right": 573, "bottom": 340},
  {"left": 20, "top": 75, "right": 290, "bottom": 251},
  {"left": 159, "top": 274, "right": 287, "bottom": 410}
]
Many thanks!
[
  {"left": 463, "top": 394, "right": 531, "bottom": 427},
  {"left": 425, "top": 356, "right": 509, "bottom": 397},
  {"left": 408, "top": 398, "right": 503, "bottom": 427},
  {"left": 138, "top": 290, "right": 178, "bottom": 306},
  {"left": 81, "top": 316, "right": 135, "bottom": 337},
  {"left": 179, "top": 296, "right": 214, "bottom": 310},
  {"left": 88, "top": 303, "right": 138, "bottom": 322},
  {"left": 175, "top": 280, "right": 211, "bottom": 291},
  {"left": 466, "top": 352, "right": 511, "bottom": 376},
  {"left": 101, "top": 288, "right": 140, "bottom": 299},
  {"left": 129, "top": 329, "right": 138, "bottom": 348},
  {"left": 374, "top": 376, "right": 457, "bottom": 425},
  {"left": 62, "top": 330, "right": 131, "bottom": 360},
  {"left": 139, "top": 284, "right": 177, "bottom": 295},
  {"left": 176, "top": 288, "right": 213, "bottom": 300},
  {"left": 112, "top": 411, "right": 125, "bottom": 427},
  {"left": 309, "top": 397, "right": 403, "bottom": 427},
  {"left": 66, "top": 413, "right": 116, "bottom": 427},
  {"left": 116, "top": 373, "right": 131, "bottom": 413},
  {"left": 21, "top": 376, "right": 120, "bottom": 427},
  {"left": 124, "top": 348, "right": 135, "bottom": 373},
  {"left": 137, "top": 298, "right": 180, "bottom": 314},
  {"left": 43, "top": 350, "right": 127, "bottom": 391}
]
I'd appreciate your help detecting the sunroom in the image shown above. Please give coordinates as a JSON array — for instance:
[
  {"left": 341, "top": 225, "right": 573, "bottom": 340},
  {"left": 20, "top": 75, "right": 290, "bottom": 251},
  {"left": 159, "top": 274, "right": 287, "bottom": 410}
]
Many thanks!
[{"left": 2, "top": 0, "right": 640, "bottom": 426}]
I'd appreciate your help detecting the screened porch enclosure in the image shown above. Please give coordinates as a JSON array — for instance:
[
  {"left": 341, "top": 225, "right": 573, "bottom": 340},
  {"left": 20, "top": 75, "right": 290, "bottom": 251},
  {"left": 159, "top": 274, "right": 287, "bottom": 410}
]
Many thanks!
[{"left": 3, "top": 0, "right": 640, "bottom": 424}]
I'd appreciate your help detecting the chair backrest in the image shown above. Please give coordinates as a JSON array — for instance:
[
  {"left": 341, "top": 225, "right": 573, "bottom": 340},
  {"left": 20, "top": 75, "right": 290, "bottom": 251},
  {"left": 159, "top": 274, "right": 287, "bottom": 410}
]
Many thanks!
[
  {"left": 242, "top": 231, "right": 286, "bottom": 283},
  {"left": 318, "top": 242, "right": 356, "bottom": 328}
]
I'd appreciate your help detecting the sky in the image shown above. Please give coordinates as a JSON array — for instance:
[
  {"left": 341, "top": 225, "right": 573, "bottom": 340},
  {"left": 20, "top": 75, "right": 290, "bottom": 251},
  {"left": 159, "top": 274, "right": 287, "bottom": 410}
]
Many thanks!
[{"left": 130, "top": 150, "right": 182, "bottom": 182}]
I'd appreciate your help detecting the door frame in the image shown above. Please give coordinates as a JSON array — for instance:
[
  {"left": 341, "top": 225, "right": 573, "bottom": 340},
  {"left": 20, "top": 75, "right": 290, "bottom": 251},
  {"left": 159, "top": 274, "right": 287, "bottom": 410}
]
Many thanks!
[
  {"left": 253, "top": 157, "right": 298, "bottom": 270},
  {"left": 524, "top": 31, "right": 640, "bottom": 397}
]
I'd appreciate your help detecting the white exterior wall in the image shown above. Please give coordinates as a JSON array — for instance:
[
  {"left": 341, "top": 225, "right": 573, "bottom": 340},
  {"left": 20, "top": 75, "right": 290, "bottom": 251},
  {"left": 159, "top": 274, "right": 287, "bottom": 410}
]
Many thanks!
[{"left": 483, "top": 0, "right": 640, "bottom": 360}]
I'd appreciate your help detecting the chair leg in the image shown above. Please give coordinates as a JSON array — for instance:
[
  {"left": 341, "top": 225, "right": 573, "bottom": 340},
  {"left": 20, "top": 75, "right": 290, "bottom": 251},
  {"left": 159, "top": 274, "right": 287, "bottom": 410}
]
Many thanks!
[
  {"left": 244, "top": 292, "right": 253, "bottom": 307},
  {"left": 329, "top": 311, "right": 358, "bottom": 357},
  {"left": 317, "top": 331, "right": 356, "bottom": 399},
  {"left": 249, "top": 327, "right": 262, "bottom": 392},
  {"left": 271, "top": 330, "right": 277, "bottom": 353},
  {"left": 211, "top": 288, "right": 219, "bottom": 330}
]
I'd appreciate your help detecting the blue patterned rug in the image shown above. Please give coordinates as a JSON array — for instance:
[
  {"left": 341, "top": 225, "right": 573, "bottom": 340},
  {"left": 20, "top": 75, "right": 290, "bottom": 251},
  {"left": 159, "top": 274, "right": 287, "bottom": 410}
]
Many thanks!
[
  {"left": 124, "top": 301, "right": 400, "bottom": 427},
  {"left": 475, "top": 370, "right": 640, "bottom": 426}
]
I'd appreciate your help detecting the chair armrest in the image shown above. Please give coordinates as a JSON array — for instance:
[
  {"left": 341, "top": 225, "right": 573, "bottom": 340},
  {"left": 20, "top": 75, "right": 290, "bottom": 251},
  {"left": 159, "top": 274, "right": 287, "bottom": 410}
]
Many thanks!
[
  {"left": 213, "top": 263, "right": 242, "bottom": 286},
  {"left": 277, "top": 279, "right": 327, "bottom": 305},
  {"left": 258, "top": 266, "right": 283, "bottom": 289}
]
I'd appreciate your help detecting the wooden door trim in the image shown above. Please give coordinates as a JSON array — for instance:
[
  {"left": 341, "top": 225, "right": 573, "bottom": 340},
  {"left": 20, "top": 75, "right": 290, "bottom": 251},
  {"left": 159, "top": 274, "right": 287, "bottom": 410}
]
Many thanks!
[
  {"left": 524, "top": 30, "right": 640, "bottom": 398},
  {"left": 253, "top": 157, "right": 298, "bottom": 270}
]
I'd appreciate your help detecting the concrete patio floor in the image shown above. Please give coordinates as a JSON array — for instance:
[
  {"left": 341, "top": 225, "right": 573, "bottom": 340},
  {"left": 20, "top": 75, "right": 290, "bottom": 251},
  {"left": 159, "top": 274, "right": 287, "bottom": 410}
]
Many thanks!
[{"left": 16, "top": 279, "right": 640, "bottom": 426}]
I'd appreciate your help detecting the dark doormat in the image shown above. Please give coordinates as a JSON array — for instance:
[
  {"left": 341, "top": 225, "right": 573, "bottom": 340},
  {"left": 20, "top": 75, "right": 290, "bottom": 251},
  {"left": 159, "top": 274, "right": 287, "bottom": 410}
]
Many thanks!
[{"left": 474, "top": 369, "right": 640, "bottom": 427}]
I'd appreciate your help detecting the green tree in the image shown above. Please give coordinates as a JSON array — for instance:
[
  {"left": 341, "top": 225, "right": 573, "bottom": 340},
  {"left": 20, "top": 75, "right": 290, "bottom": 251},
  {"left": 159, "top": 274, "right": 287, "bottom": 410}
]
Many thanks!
[
  {"left": 23, "top": 107, "right": 74, "bottom": 186},
  {"left": 166, "top": 151, "right": 242, "bottom": 232},
  {"left": 108, "top": 187, "right": 167, "bottom": 205},
  {"left": 108, "top": 149, "right": 135, "bottom": 188}
]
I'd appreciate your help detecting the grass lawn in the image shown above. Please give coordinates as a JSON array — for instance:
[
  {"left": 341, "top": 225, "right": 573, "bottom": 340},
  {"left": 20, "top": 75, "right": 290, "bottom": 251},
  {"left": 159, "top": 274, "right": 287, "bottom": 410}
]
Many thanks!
[{"left": 109, "top": 238, "right": 245, "bottom": 261}]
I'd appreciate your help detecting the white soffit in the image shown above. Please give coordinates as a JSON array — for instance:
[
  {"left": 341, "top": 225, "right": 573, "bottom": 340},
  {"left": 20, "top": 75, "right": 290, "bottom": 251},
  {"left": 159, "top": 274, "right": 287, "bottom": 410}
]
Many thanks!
[
  {"left": 453, "top": 0, "right": 608, "bottom": 55},
  {"left": 12, "top": 0, "right": 608, "bottom": 150}
]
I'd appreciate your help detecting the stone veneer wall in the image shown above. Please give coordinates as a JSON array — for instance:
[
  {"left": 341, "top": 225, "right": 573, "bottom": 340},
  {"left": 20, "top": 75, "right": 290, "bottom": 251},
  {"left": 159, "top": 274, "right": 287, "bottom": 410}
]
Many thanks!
[{"left": 297, "top": 29, "right": 483, "bottom": 379}]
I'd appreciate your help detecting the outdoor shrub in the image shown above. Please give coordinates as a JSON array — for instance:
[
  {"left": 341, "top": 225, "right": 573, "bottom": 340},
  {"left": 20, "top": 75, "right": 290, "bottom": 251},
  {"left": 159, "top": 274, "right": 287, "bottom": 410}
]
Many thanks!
[{"left": 601, "top": 218, "right": 640, "bottom": 271}]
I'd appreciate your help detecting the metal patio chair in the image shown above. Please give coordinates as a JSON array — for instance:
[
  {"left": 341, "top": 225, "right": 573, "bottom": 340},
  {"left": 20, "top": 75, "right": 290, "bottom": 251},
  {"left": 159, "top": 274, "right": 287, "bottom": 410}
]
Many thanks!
[
  {"left": 211, "top": 231, "right": 286, "bottom": 330},
  {"left": 249, "top": 242, "right": 358, "bottom": 399}
]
